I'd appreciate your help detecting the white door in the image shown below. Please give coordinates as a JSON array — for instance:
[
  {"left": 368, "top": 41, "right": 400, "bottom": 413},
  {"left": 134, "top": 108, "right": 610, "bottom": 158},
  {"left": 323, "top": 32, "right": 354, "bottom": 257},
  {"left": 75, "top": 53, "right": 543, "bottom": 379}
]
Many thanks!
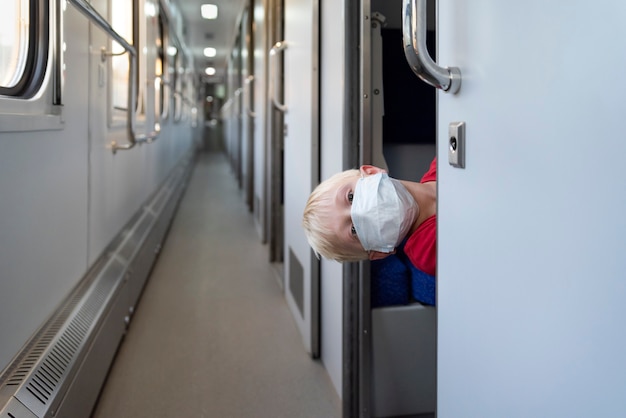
[
  {"left": 282, "top": 0, "right": 320, "bottom": 356},
  {"left": 252, "top": 0, "right": 267, "bottom": 240},
  {"left": 436, "top": 1, "right": 626, "bottom": 416}
]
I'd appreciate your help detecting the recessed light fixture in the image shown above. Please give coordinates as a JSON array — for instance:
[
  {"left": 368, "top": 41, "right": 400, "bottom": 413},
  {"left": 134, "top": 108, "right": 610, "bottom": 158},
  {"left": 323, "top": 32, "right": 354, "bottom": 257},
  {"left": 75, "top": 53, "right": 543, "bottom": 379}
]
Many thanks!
[
  {"left": 145, "top": 3, "right": 157, "bottom": 17},
  {"left": 205, "top": 67, "right": 216, "bottom": 76},
  {"left": 204, "top": 47, "right": 217, "bottom": 57},
  {"left": 166, "top": 46, "right": 178, "bottom": 56},
  {"left": 201, "top": 4, "right": 218, "bottom": 19}
]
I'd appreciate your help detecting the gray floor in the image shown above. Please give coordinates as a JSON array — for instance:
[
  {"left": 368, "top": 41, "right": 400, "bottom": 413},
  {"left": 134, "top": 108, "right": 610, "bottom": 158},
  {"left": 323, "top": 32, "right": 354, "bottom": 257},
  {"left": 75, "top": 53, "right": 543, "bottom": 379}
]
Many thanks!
[{"left": 91, "top": 151, "right": 341, "bottom": 418}]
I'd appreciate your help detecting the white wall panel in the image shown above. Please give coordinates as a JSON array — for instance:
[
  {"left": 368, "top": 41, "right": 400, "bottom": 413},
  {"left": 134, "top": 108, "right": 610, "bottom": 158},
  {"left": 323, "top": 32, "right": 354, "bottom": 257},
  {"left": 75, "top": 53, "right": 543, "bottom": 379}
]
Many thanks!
[
  {"left": 283, "top": 0, "right": 319, "bottom": 355},
  {"left": 0, "top": 0, "right": 195, "bottom": 373},
  {"left": 0, "top": 6, "right": 90, "bottom": 371}
]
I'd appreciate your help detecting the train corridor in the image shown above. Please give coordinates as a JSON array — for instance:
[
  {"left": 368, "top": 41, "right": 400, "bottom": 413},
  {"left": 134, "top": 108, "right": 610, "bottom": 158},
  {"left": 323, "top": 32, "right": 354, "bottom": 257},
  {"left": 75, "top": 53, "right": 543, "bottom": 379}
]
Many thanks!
[{"left": 91, "top": 150, "right": 341, "bottom": 418}]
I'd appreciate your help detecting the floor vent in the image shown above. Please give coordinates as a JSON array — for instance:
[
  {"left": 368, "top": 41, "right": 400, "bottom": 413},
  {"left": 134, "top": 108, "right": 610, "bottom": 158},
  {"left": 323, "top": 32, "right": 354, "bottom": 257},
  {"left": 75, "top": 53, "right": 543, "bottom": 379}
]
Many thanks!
[
  {"left": 119, "top": 213, "right": 155, "bottom": 262},
  {"left": 12, "top": 259, "right": 125, "bottom": 417},
  {"left": 1, "top": 272, "right": 96, "bottom": 391}
]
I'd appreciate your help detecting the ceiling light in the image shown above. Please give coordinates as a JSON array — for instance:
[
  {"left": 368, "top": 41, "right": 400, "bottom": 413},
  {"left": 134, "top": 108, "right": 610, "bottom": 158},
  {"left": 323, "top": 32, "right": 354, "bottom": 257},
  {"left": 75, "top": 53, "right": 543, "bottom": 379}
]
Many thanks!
[
  {"left": 201, "top": 4, "right": 218, "bottom": 19},
  {"left": 167, "top": 46, "right": 177, "bottom": 56},
  {"left": 204, "top": 47, "right": 217, "bottom": 57},
  {"left": 205, "top": 67, "right": 216, "bottom": 76},
  {"left": 145, "top": 3, "right": 157, "bottom": 17}
]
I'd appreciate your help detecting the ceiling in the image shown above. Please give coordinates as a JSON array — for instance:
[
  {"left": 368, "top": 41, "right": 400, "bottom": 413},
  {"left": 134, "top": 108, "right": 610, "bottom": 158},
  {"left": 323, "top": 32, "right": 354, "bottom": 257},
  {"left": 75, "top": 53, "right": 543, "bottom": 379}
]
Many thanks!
[{"left": 174, "top": 0, "right": 247, "bottom": 84}]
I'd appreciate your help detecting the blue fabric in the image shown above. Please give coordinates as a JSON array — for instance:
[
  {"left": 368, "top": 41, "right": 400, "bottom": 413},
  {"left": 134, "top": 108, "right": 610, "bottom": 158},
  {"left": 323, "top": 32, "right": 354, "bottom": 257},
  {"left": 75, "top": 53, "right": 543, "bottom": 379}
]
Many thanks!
[
  {"left": 407, "top": 264, "right": 436, "bottom": 306},
  {"left": 370, "top": 255, "right": 410, "bottom": 308},
  {"left": 370, "top": 245, "right": 437, "bottom": 307},
  {"left": 396, "top": 240, "right": 436, "bottom": 306}
]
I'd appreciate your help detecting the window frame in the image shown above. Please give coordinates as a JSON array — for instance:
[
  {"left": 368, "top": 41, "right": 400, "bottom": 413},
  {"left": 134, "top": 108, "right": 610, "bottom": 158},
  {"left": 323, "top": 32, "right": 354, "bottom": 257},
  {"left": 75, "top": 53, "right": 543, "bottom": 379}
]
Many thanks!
[
  {"left": 172, "top": 49, "right": 183, "bottom": 123},
  {"left": 0, "top": 0, "right": 49, "bottom": 98},
  {"left": 108, "top": 0, "right": 140, "bottom": 127},
  {"left": 155, "top": 9, "right": 168, "bottom": 121},
  {"left": 0, "top": 0, "right": 63, "bottom": 133}
]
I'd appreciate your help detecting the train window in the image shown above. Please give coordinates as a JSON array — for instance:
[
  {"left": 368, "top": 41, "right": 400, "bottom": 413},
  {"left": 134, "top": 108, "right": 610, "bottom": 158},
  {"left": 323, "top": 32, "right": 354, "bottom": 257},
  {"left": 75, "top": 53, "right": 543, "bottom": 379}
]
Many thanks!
[
  {"left": 110, "top": 0, "right": 134, "bottom": 112},
  {"left": 173, "top": 54, "right": 183, "bottom": 122},
  {"left": 0, "top": 0, "right": 30, "bottom": 89},
  {"left": 165, "top": 41, "right": 177, "bottom": 119},
  {"left": 0, "top": 0, "right": 48, "bottom": 98},
  {"left": 155, "top": 47, "right": 163, "bottom": 118},
  {"left": 155, "top": 12, "right": 167, "bottom": 119},
  {"left": 180, "top": 72, "right": 187, "bottom": 122},
  {"left": 183, "top": 71, "right": 193, "bottom": 122}
]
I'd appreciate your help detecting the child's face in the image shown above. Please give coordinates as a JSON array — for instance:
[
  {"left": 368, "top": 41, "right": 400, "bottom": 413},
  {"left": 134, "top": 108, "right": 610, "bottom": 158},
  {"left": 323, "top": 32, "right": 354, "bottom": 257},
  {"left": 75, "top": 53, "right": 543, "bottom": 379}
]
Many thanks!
[
  {"left": 327, "top": 165, "right": 387, "bottom": 257},
  {"left": 327, "top": 172, "right": 363, "bottom": 255}
]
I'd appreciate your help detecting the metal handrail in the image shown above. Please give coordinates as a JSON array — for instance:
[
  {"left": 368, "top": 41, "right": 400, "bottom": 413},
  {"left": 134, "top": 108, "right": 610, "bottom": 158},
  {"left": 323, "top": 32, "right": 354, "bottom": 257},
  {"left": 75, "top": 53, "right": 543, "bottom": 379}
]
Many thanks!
[
  {"left": 402, "top": 0, "right": 461, "bottom": 93},
  {"left": 158, "top": 77, "right": 170, "bottom": 119},
  {"left": 151, "top": 76, "right": 165, "bottom": 132},
  {"left": 172, "top": 89, "right": 195, "bottom": 106},
  {"left": 67, "top": 0, "right": 160, "bottom": 153},
  {"left": 269, "top": 41, "right": 288, "bottom": 112}
]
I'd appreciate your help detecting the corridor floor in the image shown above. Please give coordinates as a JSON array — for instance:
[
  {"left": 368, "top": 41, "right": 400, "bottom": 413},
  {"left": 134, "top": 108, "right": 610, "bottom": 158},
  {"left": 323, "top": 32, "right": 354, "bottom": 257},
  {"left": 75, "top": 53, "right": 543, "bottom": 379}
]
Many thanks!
[{"left": 91, "top": 151, "right": 341, "bottom": 418}]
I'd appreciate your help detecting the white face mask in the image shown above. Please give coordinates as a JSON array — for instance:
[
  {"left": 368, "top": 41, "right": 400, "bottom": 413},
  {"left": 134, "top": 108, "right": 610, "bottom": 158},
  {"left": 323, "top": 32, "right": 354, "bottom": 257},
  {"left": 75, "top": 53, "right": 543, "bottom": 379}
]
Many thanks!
[{"left": 350, "top": 172, "right": 418, "bottom": 253}]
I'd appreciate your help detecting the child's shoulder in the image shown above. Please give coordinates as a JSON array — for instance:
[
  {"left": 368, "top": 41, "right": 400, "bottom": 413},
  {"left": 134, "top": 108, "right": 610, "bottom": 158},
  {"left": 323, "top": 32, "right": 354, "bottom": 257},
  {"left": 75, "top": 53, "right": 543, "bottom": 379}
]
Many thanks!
[{"left": 420, "top": 157, "right": 437, "bottom": 183}]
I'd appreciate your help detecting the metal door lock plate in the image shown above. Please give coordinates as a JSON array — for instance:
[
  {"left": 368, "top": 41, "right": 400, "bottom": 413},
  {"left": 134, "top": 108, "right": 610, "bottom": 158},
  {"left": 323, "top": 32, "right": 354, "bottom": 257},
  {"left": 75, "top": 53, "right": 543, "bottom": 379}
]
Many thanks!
[{"left": 448, "top": 121, "right": 465, "bottom": 168}]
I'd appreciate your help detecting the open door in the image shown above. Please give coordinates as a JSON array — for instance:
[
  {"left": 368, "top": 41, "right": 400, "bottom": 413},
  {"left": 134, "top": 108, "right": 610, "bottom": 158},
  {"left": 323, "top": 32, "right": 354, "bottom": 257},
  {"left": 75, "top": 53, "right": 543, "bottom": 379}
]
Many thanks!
[
  {"left": 432, "top": 0, "right": 626, "bottom": 415},
  {"left": 240, "top": 7, "right": 255, "bottom": 212},
  {"left": 266, "top": 0, "right": 285, "bottom": 264},
  {"left": 252, "top": 0, "right": 268, "bottom": 241},
  {"left": 281, "top": 0, "right": 320, "bottom": 356}
]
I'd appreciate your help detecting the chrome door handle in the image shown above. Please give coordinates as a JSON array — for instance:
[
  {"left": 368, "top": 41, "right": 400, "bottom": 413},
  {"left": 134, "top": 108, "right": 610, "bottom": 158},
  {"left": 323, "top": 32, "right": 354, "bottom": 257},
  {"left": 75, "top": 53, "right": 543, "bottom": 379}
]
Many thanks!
[
  {"left": 403, "top": 0, "right": 461, "bottom": 93},
  {"left": 269, "top": 41, "right": 288, "bottom": 112}
]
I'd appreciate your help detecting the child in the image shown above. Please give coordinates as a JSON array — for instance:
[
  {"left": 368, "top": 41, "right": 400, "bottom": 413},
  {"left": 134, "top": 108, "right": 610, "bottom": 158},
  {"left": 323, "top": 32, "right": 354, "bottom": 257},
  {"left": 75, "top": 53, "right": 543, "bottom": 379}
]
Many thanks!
[{"left": 302, "top": 158, "right": 437, "bottom": 277}]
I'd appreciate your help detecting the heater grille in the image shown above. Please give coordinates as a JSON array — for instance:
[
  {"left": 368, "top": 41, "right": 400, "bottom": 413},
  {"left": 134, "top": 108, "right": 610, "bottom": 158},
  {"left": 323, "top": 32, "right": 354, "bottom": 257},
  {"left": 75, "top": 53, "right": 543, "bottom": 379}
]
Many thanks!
[
  {"left": 14, "top": 259, "right": 124, "bottom": 417},
  {"left": 1, "top": 274, "right": 93, "bottom": 391},
  {"left": 0, "top": 152, "right": 194, "bottom": 418},
  {"left": 152, "top": 189, "right": 169, "bottom": 214},
  {"left": 289, "top": 248, "right": 304, "bottom": 317}
]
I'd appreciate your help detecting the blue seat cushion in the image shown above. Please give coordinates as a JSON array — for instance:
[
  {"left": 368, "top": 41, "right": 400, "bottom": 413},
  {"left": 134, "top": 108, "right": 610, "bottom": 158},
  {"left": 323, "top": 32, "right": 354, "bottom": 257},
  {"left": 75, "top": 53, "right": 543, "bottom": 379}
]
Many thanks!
[
  {"left": 370, "top": 255, "right": 410, "bottom": 308},
  {"left": 407, "top": 264, "right": 436, "bottom": 306},
  {"left": 370, "top": 251, "right": 437, "bottom": 307}
]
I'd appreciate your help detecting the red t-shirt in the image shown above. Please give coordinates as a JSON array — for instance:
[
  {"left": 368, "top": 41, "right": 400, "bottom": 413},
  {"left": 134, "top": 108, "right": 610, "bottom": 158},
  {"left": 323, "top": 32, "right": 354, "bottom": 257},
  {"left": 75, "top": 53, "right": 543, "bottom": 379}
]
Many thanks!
[{"left": 403, "top": 158, "right": 436, "bottom": 276}]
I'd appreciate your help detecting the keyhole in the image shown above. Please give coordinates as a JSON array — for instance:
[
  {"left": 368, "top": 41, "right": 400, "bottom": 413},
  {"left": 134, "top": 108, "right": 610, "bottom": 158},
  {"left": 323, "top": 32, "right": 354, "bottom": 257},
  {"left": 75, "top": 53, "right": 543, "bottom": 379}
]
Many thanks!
[{"left": 450, "top": 136, "right": 457, "bottom": 152}]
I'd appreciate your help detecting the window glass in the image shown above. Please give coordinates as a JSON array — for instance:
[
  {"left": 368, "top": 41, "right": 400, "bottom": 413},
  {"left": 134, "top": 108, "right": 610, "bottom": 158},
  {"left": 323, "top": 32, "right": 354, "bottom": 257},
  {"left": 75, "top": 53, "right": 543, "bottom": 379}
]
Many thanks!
[
  {"left": 111, "top": 0, "right": 133, "bottom": 110},
  {"left": 155, "top": 13, "right": 165, "bottom": 119},
  {"left": 174, "top": 53, "right": 183, "bottom": 122},
  {"left": 155, "top": 54, "right": 163, "bottom": 117},
  {"left": 0, "top": 0, "right": 29, "bottom": 89},
  {"left": 183, "top": 71, "right": 192, "bottom": 121}
]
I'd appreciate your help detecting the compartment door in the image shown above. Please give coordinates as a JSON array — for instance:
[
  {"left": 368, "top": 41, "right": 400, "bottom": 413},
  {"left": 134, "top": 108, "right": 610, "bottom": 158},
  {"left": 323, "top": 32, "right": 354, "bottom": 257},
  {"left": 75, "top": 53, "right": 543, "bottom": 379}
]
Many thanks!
[
  {"left": 240, "top": 8, "right": 255, "bottom": 212},
  {"left": 436, "top": 1, "right": 626, "bottom": 416},
  {"left": 282, "top": 0, "right": 320, "bottom": 356}
]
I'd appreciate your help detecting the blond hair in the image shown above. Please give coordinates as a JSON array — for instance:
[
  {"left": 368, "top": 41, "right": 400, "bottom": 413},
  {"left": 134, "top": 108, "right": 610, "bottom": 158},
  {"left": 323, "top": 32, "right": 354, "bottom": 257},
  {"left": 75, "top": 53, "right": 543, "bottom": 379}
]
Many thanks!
[{"left": 302, "top": 169, "right": 368, "bottom": 262}]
